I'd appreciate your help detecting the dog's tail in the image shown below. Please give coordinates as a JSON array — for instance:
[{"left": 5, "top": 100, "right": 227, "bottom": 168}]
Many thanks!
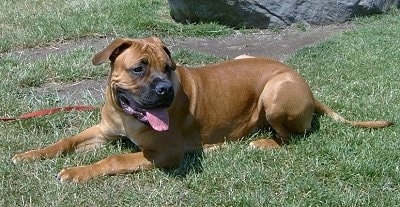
[{"left": 314, "top": 99, "right": 393, "bottom": 128}]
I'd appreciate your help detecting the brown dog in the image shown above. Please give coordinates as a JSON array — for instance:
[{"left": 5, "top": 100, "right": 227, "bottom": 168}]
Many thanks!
[{"left": 12, "top": 37, "right": 393, "bottom": 183}]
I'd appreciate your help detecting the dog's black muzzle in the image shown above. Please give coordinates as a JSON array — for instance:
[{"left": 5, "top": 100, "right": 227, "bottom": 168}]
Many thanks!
[
  {"left": 152, "top": 78, "right": 174, "bottom": 104},
  {"left": 143, "top": 77, "right": 174, "bottom": 108},
  {"left": 116, "top": 77, "right": 174, "bottom": 110}
]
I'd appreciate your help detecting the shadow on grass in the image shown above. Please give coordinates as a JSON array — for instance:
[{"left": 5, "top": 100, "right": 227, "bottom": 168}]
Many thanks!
[
  {"left": 308, "top": 113, "right": 322, "bottom": 135},
  {"left": 114, "top": 137, "right": 204, "bottom": 178},
  {"left": 290, "top": 113, "right": 322, "bottom": 144},
  {"left": 164, "top": 149, "right": 204, "bottom": 178}
]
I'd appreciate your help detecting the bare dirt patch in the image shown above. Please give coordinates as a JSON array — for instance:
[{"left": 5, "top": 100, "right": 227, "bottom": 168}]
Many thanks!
[
  {"left": 167, "top": 23, "right": 354, "bottom": 61},
  {"left": 5, "top": 23, "right": 355, "bottom": 105}
]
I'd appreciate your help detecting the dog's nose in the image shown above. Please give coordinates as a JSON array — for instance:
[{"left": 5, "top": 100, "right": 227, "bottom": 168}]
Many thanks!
[{"left": 155, "top": 81, "right": 174, "bottom": 97}]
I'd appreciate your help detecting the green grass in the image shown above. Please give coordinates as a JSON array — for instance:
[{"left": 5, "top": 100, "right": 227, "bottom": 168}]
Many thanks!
[
  {"left": 0, "top": 0, "right": 232, "bottom": 52},
  {"left": 1, "top": 1, "right": 399, "bottom": 206}
]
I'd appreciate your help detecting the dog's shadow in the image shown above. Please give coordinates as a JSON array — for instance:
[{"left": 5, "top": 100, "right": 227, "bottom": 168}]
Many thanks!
[
  {"left": 166, "top": 149, "right": 204, "bottom": 177},
  {"left": 301, "top": 113, "right": 321, "bottom": 138},
  {"left": 115, "top": 138, "right": 204, "bottom": 178},
  {"left": 115, "top": 114, "right": 321, "bottom": 178}
]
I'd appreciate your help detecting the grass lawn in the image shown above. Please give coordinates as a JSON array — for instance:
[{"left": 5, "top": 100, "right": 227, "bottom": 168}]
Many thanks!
[
  {"left": 0, "top": 0, "right": 232, "bottom": 52},
  {"left": 1, "top": 0, "right": 399, "bottom": 206}
]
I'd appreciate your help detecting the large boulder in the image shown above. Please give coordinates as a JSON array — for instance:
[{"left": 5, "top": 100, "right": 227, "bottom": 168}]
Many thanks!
[{"left": 168, "top": 0, "right": 400, "bottom": 28}]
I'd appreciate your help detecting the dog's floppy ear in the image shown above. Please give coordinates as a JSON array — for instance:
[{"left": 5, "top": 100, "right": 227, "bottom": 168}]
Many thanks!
[{"left": 92, "top": 38, "right": 132, "bottom": 66}]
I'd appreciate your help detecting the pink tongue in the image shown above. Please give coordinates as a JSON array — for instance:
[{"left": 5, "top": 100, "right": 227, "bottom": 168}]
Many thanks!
[{"left": 146, "top": 108, "right": 169, "bottom": 131}]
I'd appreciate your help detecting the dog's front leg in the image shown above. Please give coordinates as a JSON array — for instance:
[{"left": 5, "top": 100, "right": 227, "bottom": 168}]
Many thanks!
[
  {"left": 56, "top": 152, "right": 154, "bottom": 183},
  {"left": 12, "top": 124, "right": 107, "bottom": 163}
]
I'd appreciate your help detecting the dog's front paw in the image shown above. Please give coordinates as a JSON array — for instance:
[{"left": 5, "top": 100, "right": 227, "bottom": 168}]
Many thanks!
[
  {"left": 12, "top": 150, "right": 43, "bottom": 163},
  {"left": 56, "top": 166, "right": 94, "bottom": 183}
]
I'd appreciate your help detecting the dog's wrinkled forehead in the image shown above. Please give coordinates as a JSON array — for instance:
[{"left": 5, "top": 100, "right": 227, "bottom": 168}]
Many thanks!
[
  {"left": 122, "top": 40, "right": 171, "bottom": 68},
  {"left": 92, "top": 37, "right": 175, "bottom": 70}
]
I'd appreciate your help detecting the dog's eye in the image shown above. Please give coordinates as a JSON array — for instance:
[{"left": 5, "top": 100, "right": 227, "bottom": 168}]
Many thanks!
[
  {"left": 129, "top": 66, "right": 145, "bottom": 77},
  {"left": 133, "top": 66, "right": 143, "bottom": 73}
]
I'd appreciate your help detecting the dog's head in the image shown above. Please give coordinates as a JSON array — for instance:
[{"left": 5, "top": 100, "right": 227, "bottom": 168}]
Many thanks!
[{"left": 92, "top": 37, "right": 176, "bottom": 131}]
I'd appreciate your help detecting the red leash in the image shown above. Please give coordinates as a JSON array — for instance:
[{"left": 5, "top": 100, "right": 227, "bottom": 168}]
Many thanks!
[{"left": 0, "top": 106, "right": 98, "bottom": 122}]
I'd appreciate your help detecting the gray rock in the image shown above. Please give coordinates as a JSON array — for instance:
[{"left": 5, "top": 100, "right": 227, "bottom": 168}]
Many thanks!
[{"left": 168, "top": 0, "right": 400, "bottom": 28}]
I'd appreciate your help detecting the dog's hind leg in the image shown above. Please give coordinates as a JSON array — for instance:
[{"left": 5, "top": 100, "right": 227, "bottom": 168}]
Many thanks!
[
  {"left": 249, "top": 73, "right": 314, "bottom": 149},
  {"left": 248, "top": 112, "right": 291, "bottom": 149}
]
